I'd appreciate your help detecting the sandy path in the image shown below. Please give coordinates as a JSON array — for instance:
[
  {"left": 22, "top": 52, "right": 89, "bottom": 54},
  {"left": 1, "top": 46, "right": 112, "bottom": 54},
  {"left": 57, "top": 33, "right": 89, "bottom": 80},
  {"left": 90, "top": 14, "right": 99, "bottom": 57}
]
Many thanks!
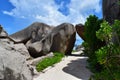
[{"left": 34, "top": 51, "right": 92, "bottom": 80}]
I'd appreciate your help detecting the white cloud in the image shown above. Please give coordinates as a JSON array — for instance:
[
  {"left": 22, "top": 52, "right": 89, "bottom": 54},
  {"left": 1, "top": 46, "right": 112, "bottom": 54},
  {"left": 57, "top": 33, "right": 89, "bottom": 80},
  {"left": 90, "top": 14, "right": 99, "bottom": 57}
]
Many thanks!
[
  {"left": 3, "top": 0, "right": 101, "bottom": 26},
  {"left": 3, "top": 0, "right": 101, "bottom": 44},
  {"left": 67, "top": 0, "right": 101, "bottom": 24},
  {"left": 3, "top": 11, "right": 14, "bottom": 16}
]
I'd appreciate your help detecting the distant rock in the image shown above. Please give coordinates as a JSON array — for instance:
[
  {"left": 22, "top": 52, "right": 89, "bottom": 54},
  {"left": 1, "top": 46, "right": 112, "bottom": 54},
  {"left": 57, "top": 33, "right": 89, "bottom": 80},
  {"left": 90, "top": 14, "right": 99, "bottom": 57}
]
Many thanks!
[
  {"left": 75, "top": 24, "right": 85, "bottom": 40},
  {"left": 0, "top": 26, "right": 33, "bottom": 80},
  {"left": 75, "top": 45, "right": 84, "bottom": 51},
  {"left": 102, "top": 0, "right": 120, "bottom": 24}
]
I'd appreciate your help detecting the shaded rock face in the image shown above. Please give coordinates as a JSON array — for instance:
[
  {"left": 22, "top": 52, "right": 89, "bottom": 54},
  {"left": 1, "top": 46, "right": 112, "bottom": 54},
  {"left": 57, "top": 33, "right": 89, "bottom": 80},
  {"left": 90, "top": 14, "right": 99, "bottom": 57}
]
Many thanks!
[
  {"left": 50, "top": 23, "right": 76, "bottom": 55},
  {"left": 102, "top": 0, "right": 120, "bottom": 24},
  {"left": 26, "top": 34, "right": 53, "bottom": 57},
  {"left": 75, "top": 24, "right": 85, "bottom": 40},
  {"left": 10, "top": 22, "right": 52, "bottom": 43},
  {"left": 26, "top": 23, "right": 76, "bottom": 57},
  {"left": 0, "top": 27, "right": 33, "bottom": 80}
]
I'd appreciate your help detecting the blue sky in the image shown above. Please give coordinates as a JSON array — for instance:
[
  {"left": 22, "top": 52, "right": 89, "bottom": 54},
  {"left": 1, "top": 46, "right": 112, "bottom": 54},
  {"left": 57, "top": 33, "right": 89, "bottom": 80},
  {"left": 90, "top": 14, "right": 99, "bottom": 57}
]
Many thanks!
[{"left": 0, "top": 0, "right": 102, "bottom": 45}]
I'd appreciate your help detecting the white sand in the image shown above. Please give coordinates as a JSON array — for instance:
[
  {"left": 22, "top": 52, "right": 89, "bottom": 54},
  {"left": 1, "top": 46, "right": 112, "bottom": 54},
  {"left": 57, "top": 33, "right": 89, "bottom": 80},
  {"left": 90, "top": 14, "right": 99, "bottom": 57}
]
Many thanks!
[{"left": 34, "top": 51, "right": 92, "bottom": 80}]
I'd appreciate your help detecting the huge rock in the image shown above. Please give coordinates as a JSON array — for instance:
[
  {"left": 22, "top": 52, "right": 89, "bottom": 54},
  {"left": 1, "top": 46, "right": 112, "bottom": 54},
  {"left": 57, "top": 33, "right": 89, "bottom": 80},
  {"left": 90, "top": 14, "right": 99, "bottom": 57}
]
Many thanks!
[
  {"left": 103, "top": 0, "right": 120, "bottom": 43},
  {"left": 50, "top": 23, "right": 76, "bottom": 55},
  {"left": 26, "top": 23, "right": 76, "bottom": 57},
  {"left": 0, "top": 27, "right": 33, "bottom": 80},
  {"left": 10, "top": 22, "right": 52, "bottom": 44},
  {"left": 10, "top": 22, "right": 76, "bottom": 57},
  {"left": 75, "top": 24, "right": 85, "bottom": 40},
  {"left": 13, "top": 43, "right": 31, "bottom": 60},
  {"left": 102, "top": 0, "right": 120, "bottom": 24}
]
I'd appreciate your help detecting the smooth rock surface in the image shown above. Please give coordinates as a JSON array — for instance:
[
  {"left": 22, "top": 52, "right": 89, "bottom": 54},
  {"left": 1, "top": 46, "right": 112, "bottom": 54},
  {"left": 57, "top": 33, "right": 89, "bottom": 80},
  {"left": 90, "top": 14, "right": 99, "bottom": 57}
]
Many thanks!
[
  {"left": 13, "top": 43, "right": 31, "bottom": 60},
  {"left": 0, "top": 47, "right": 32, "bottom": 80},
  {"left": 102, "top": 0, "right": 120, "bottom": 24},
  {"left": 75, "top": 24, "right": 85, "bottom": 40},
  {"left": 10, "top": 22, "right": 52, "bottom": 43},
  {"left": 50, "top": 23, "right": 76, "bottom": 55},
  {"left": 0, "top": 27, "right": 33, "bottom": 80}
]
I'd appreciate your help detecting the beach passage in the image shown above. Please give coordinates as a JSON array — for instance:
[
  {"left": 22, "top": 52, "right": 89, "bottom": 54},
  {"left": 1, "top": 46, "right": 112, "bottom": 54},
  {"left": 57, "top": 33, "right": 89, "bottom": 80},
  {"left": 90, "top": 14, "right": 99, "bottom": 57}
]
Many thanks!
[{"left": 34, "top": 51, "right": 92, "bottom": 80}]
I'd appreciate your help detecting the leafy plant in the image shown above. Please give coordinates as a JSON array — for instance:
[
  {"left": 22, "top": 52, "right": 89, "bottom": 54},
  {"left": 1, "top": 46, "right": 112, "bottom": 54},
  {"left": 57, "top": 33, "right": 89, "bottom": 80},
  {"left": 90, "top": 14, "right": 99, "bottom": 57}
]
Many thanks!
[
  {"left": 95, "top": 44, "right": 120, "bottom": 80},
  {"left": 84, "top": 15, "right": 105, "bottom": 72},
  {"left": 92, "top": 69, "right": 115, "bottom": 80},
  {"left": 112, "top": 20, "right": 120, "bottom": 45},
  {"left": 84, "top": 15, "right": 104, "bottom": 52},
  {"left": 96, "top": 20, "right": 112, "bottom": 43},
  {"left": 94, "top": 20, "right": 120, "bottom": 80}
]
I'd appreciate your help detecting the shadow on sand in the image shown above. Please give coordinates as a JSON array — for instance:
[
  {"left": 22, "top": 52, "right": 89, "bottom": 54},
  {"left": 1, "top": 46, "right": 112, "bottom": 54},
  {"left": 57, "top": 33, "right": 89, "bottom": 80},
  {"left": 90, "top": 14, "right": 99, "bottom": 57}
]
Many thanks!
[{"left": 62, "top": 56, "right": 92, "bottom": 80}]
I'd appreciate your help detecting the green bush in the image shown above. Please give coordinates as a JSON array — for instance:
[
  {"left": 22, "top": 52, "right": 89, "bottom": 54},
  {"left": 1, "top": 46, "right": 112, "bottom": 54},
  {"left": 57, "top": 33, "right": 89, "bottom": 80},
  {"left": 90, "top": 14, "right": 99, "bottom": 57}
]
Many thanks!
[
  {"left": 96, "top": 20, "right": 112, "bottom": 42},
  {"left": 92, "top": 69, "right": 116, "bottom": 80},
  {"left": 82, "top": 42, "right": 90, "bottom": 56},
  {"left": 95, "top": 44, "right": 120, "bottom": 80},
  {"left": 112, "top": 20, "right": 120, "bottom": 45},
  {"left": 94, "top": 20, "right": 120, "bottom": 80},
  {"left": 36, "top": 52, "right": 64, "bottom": 72},
  {"left": 84, "top": 15, "right": 105, "bottom": 72},
  {"left": 84, "top": 16, "right": 120, "bottom": 79},
  {"left": 84, "top": 15, "right": 104, "bottom": 52}
]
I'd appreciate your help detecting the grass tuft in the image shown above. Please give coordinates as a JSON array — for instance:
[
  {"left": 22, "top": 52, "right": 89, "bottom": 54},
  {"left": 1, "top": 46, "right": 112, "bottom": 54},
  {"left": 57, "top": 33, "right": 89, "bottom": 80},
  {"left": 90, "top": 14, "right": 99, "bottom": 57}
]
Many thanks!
[{"left": 36, "top": 52, "right": 64, "bottom": 72}]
